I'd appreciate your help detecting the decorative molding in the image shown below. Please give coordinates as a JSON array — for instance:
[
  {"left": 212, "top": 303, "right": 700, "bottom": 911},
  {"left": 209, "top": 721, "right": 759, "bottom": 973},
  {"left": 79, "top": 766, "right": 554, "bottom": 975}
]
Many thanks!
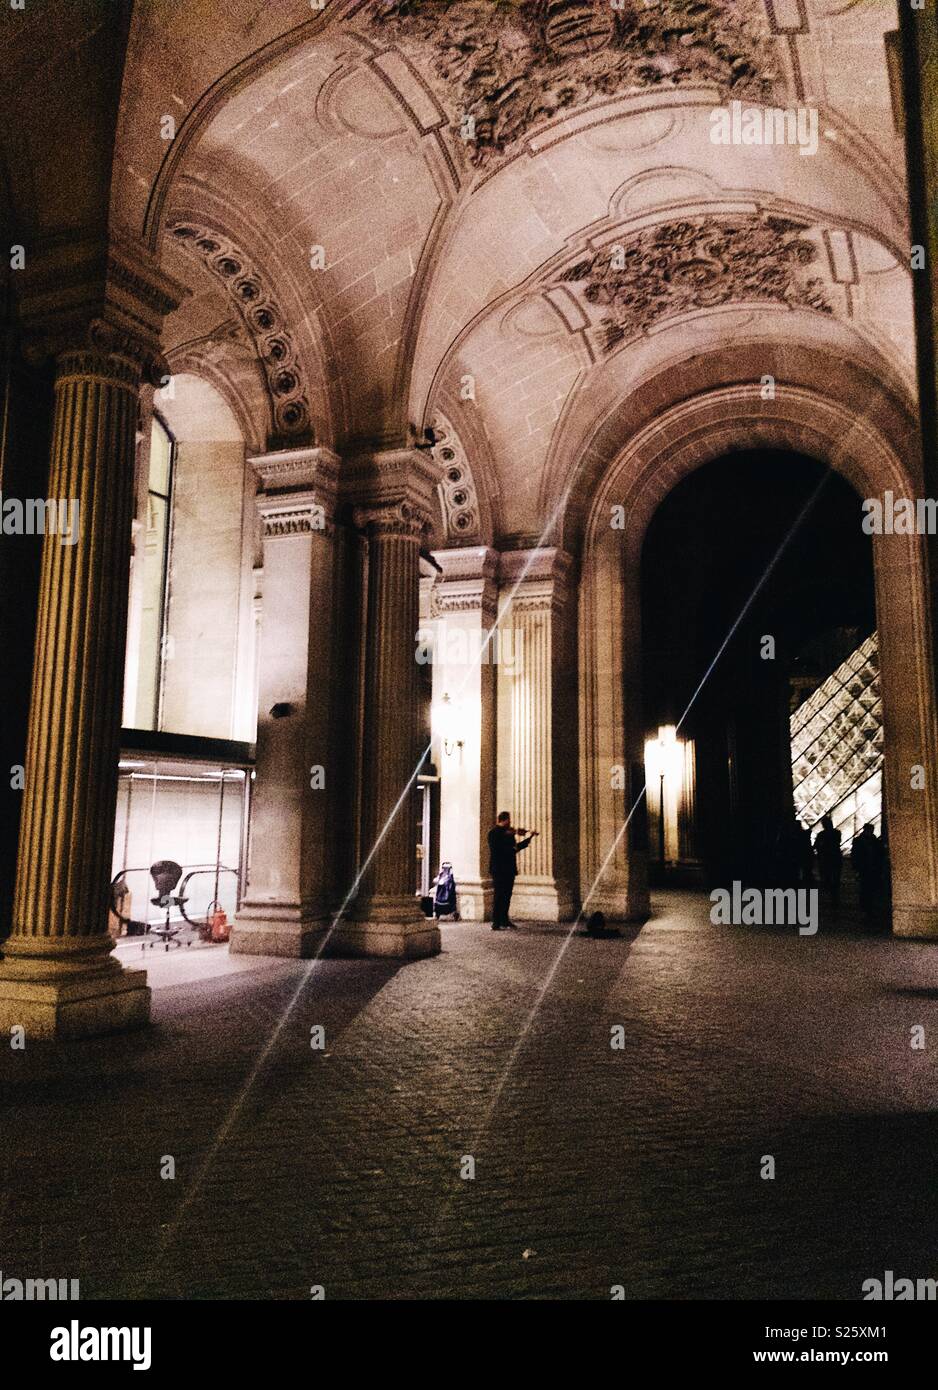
[
  {"left": 249, "top": 446, "right": 341, "bottom": 498},
  {"left": 510, "top": 586, "right": 566, "bottom": 614},
  {"left": 555, "top": 213, "right": 833, "bottom": 353},
  {"left": 252, "top": 448, "right": 340, "bottom": 542},
  {"left": 260, "top": 503, "right": 335, "bottom": 540},
  {"left": 432, "top": 545, "right": 499, "bottom": 583},
  {"left": 436, "top": 586, "right": 499, "bottom": 619},
  {"left": 364, "top": 0, "right": 775, "bottom": 169},
  {"left": 106, "top": 238, "right": 183, "bottom": 321},
  {"left": 431, "top": 414, "right": 482, "bottom": 541},
  {"left": 167, "top": 221, "right": 313, "bottom": 445},
  {"left": 499, "top": 547, "right": 573, "bottom": 613},
  {"left": 432, "top": 548, "right": 500, "bottom": 619}
]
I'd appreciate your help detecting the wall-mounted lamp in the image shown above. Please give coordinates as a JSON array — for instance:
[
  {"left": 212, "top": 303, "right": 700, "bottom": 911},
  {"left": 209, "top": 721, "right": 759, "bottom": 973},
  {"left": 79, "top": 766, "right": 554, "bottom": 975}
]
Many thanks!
[
  {"left": 644, "top": 724, "right": 683, "bottom": 866},
  {"left": 435, "top": 692, "right": 464, "bottom": 757}
]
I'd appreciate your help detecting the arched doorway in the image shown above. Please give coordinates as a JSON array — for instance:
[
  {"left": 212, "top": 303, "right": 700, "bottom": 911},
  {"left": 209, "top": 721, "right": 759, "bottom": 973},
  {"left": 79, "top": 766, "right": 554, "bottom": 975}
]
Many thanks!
[
  {"left": 577, "top": 385, "right": 938, "bottom": 938},
  {"left": 639, "top": 450, "right": 876, "bottom": 893}
]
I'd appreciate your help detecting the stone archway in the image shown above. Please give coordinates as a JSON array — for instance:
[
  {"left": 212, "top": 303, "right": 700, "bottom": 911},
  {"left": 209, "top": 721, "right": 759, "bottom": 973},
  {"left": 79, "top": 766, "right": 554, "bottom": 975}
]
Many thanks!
[{"left": 576, "top": 384, "right": 938, "bottom": 938}]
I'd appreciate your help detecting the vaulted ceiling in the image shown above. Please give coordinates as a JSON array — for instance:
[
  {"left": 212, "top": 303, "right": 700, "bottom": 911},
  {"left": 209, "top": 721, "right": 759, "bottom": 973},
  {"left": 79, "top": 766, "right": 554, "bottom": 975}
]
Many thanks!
[{"left": 101, "top": 0, "right": 917, "bottom": 546}]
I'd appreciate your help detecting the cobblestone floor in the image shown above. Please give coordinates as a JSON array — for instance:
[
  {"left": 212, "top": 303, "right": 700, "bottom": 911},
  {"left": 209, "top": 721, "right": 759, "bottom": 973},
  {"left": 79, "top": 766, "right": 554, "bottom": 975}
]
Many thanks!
[{"left": 2, "top": 889, "right": 937, "bottom": 1300}]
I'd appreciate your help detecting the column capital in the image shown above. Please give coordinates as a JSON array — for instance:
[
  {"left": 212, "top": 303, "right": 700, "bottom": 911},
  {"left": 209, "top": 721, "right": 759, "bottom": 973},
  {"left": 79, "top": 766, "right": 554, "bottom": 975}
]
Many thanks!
[
  {"left": 53, "top": 348, "right": 144, "bottom": 393},
  {"left": 498, "top": 547, "right": 574, "bottom": 612},
  {"left": 353, "top": 500, "right": 429, "bottom": 542},
  {"left": 343, "top": 446, "right": 439, "bottom": 530},
  {"left": 431, "top": 545, "right": 499, "bottom": 618},
  {"left": 250, "top": 446, "right": 340, "bottom": 540},
  {"left": 249, "top": 446, "right": 341, "bottom": 496},
  {"left": 17, "top": 231, "right": 189, "bottom": 386}
]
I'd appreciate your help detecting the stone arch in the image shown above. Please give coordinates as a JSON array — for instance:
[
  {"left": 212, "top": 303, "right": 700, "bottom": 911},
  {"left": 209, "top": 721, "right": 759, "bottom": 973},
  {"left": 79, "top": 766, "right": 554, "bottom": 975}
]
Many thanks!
[
  {"left": 575, "top": 384, "right": 938, "bottom": 940},
  {"left": 163, "top": 348, "right": 265, "bottom": 451},
  {"left": 165, "top": 220, "right": 316, "bottom": 448},
  {"left": 553, "top": 328, "right": 919, "bottom": 556}
]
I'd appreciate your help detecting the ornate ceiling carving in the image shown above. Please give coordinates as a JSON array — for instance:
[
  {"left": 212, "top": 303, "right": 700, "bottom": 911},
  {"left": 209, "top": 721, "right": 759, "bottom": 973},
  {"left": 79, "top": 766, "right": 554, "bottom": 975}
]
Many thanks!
[
  {"left": 166, "top": 221, "right": 313, "bottom": 444},
  {"left": 555, "top": 213, "right": 833, "bottom": 352},
  {"left": 364, "top": 0, "right": 775, "bottom": 168}
]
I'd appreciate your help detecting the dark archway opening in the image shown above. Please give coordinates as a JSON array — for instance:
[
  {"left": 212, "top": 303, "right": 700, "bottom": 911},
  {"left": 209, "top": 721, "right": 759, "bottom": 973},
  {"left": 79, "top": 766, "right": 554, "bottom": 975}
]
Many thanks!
[{"left": 640, "top": 450, "right": 876, "bottom": 892}]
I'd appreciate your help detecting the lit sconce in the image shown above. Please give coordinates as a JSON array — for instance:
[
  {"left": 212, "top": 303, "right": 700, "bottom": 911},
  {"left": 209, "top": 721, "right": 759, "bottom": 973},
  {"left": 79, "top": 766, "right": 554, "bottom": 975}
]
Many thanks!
[
  {"left": 644, "top": 724, "right": 684, "bottom": 865},
  {"left": 645, "top": 724, "right": 682, "bottom": 784},
  {"left": 434, "top": 692, "right": 464, "bottom": 758}
]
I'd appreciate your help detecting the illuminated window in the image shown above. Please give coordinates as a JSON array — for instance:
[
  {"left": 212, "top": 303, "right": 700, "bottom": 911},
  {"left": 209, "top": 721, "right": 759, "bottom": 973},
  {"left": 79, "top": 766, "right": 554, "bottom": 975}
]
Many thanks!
[{"left": 134, "top": 415, "right": 174, "bottom": 730}]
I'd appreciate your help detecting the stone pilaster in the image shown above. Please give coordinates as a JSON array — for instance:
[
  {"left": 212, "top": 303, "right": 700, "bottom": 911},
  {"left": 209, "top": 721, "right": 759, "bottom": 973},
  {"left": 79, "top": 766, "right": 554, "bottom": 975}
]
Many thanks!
[
  {"left": 429, "top": 547, "right": 499, "bottom": 923},
  {"left": 0, "top": 351, "right": 150, "bottom": 1038},
  {"left": 335, "top": 449, "right": 440, "bottom": 957},
  {"left": 882, "top": 10, "right": 938, "bottom": 937},
  {"left": 578, "top": 530, "right": 650, "bottom": 921},
  {"left": 495, "top": 549, "right": 578, "bottom": 921},
  {"left": 230, "top": 447, "right": 340, "bottom": 958}
]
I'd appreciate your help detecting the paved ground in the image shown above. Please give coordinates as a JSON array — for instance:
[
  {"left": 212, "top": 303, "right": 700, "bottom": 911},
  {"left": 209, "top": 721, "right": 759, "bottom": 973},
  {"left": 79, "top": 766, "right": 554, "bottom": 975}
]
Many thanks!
[{"left": 2, "top": 889, "right": 938, "bottom": 1301}]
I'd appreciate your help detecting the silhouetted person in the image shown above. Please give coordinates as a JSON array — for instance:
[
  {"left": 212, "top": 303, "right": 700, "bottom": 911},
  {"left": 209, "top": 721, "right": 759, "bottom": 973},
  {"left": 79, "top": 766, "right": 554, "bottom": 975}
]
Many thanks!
[
  {"left": 488, "top": 812, "right": 537, "bottom": 930},
  {"left": 775, "top": 814, "right": 812, "bottom": 888},
  {"left": 814, "top": 813, "right": 842, "bottom": 908},
  {"left": 851, "top": 824, "right": 885, "bottom": 918},
  {"left": 795, "top": 821, "right": 815, "bottom": 886}
]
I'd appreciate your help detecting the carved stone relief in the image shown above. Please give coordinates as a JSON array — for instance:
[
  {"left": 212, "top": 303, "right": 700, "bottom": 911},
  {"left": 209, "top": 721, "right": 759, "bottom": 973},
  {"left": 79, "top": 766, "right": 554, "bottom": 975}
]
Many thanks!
[
  {"left": 364, "top": 0, "right": 776, "bottom": 168},
  {"left": 555, "top": 213, "right": 833, "bottom": 352}
]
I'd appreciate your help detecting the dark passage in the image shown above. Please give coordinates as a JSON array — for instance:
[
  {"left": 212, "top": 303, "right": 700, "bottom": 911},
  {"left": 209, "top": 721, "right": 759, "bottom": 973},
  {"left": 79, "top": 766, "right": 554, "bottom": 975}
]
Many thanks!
[{"left": 640, "top": 451, "right": 875, "bottom": 889}]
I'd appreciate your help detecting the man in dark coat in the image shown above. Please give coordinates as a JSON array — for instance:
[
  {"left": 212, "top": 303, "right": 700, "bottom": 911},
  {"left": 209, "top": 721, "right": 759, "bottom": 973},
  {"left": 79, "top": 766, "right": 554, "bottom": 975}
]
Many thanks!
[
  {"left": 814, "top": 813, "right": 843, "bottom": 907},
  {"left": 488, "top": 812, "right": 537, "bottom": 930},
  {"left": 851, "top": 823, "right": 885, "bottom": 918}
]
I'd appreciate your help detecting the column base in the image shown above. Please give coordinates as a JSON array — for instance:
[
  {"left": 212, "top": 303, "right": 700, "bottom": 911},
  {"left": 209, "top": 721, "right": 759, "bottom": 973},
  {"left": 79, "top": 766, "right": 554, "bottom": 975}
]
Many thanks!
[
  {"left": 510, "top": 877, "right": 578, "bottom": 922},
  {"left": 0, "top": 967, "right": 150, "bottom": 1041},
  {"left": 326, "top": 919, "right": 441, "bottom": 958},
  {"left": 891, "top": 903, "right": 938, "bottom": 939},
  {"left": 453, "top": 877, "right": 493, "bottom": 922},
  {"left": 229, "top": 902, "right": 329, "bottom": 958},
  {"left": 335, "top": 894, "right": 441, "bottom": 957}
]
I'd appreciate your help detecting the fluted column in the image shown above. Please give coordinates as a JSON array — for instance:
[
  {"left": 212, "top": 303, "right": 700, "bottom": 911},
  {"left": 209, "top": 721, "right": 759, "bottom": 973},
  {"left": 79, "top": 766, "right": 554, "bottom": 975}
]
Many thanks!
[
  {"left": 0, "top": 349, "right": 150, "bottom": 1038},
  {"left": 230, "top": 448, "right": 340, "bottom": 958},
  {"left": 330, "top": 497, "right": 436, "bottom": 957},
  {"left": 495, "top": 549, "right": 578, "bottom": 920}
]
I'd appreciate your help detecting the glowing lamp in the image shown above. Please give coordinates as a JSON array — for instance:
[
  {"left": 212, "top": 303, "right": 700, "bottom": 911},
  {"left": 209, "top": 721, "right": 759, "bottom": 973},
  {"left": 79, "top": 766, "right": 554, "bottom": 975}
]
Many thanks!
[{"left": 434, "top": 692, "right": 464, "bottom": 757}]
